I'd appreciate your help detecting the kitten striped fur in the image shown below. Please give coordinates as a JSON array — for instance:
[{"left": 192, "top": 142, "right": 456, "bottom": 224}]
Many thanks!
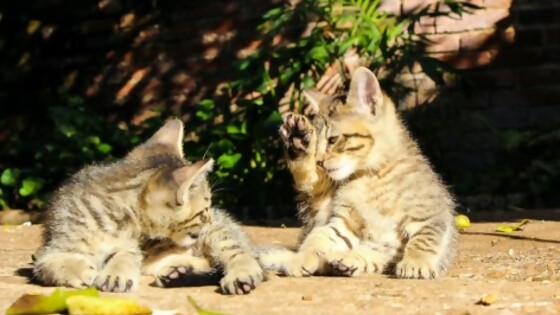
[
  {"left": 33, "top": 119, "right": 263, "bottom": 294},
  {"left": 260, "top": 67, "right": 457, "bottom": 279}
]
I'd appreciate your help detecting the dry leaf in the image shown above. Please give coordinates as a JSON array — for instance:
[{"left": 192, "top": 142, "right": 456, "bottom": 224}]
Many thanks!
[
  {"left": 5, "top": 288, "right": 99, "bottom": 315},
  {"left": 187, "top": 296, "right": 228, "bottom": 315},
  {"left": 454, "top": 214, "right": 471, "bottom": 229},
  {"left": 496, "top": 219, "right": 530, "bottom": 233},
  {"left": 476, "top": 293, "right": 497, "bottom": 306},
  {"left": 66, "top": 295, "right": 151, "bottom": 315}
]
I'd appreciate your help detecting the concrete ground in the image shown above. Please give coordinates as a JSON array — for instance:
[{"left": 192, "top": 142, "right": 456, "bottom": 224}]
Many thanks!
[{"left": 0, "top": 215, "right": 559, "bottom": 315}]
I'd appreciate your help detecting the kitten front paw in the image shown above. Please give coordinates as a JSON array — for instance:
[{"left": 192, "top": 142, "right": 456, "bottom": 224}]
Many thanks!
[
  {"left": 95, "top": 261, "right": 140, "bottom": 292},
  {"left": 283, "top": 251, "right": 320, "bottom": 277},
  {"left": 62, "top": 261, "right": 98, "bottom": 288},
  {"left": 33, "top": 254, "right": 98, "bottom": 289},
  {"left": 220, "top": 256, "right": 264, "bottom": 295},
  {"left": 395, "top": 256, "right": 439, "bottom": 279},
  {"left": 326, "top": 252, "right": 365, "bottom": 277},
  {"left": 279, "top": 113, "right": 316, "bottom": 159}
]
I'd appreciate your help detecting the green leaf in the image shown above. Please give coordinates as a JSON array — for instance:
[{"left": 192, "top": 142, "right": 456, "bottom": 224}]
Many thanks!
[
  {"left": 187, "top": 296, "right": 229, "bottom": 315},
  {"left": 96, "top": 143, "right": 112, "bottom": 154},
  {"left": 308, "top": 46, "right": 329, "bottom": 60},
  {"left": 19, "top": 178, "right": 44, "bottom": 197},
  {"left": 1, "top": 168, "right": 19, "bottom": 186},
  {"left": 6, "top": 287, "right": 99, "bottom": 315},
  {"left": 217, "top": 153, "right": 242, "bottom": 169}
]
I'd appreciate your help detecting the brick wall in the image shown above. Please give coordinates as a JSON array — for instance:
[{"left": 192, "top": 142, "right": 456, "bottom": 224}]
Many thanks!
[{"left": 383, "top": 0, "right": 560, "bottom": 210}]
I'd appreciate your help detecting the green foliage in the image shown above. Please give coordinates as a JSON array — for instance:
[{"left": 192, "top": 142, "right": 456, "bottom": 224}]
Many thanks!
[
  {"left": 0, "top": 0, "right": 481, "bottom": 219},
  {"left": 0, "top": 88, "right": 151, "bottom": 210},
  {"left": 181, "top": 0, "right": 480, "bottom": 218}
]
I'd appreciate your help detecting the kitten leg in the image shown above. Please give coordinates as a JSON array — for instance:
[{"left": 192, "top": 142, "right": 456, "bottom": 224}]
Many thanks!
[
  {"left": 280, "top": 113, "right": 319, "bottom": 192},
  {"left": 142, "top": 251, "right": 214, "bottom": 287},
  {"left": 257, "top": 245, "right": 297, "bottom": 273},
  {"left": 95, "top": 248, "right": 142, "bottom": 292},
  {"left": 325, "top": 246, "right": 392, "bottom": 277},
  {"left": 396, "top": 218, "right": 456, "bottom": 279},
  {"left": 284, "top": 223, "right": 357, "bottom": 277},
  {"left": 33, "top": 252, "right": 97, "bottom": 288},
  {"left": 202, "top": 214, "right": 264, "bottom": 295}
]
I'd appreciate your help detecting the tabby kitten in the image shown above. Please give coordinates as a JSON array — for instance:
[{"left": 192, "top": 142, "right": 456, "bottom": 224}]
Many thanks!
[
  {"left": 33, "top": 119, "right": 263, "bottom": 294},
  {"left": 260, "top": 67, "right": 457, "bottom": 279}
]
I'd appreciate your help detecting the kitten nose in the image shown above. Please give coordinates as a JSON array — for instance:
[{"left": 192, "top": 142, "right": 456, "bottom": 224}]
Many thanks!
[
  {"left": 317, "top": 160, "right": 324, "bottom": 168},
  {"left": 188, "top": 232, "right": 199, "bottom": 239}
]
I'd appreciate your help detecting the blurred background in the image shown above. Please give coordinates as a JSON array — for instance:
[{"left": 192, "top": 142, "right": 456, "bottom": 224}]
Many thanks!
[{"left": 1, "top": 0, "right": 559, "bottom": 223}]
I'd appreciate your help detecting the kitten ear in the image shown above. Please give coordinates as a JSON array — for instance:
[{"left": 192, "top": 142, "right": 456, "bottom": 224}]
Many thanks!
[
  {"left": 146, "top": 119, "right": 184, "bottom": 156},
  {"left": 347, "top": 67, "right": 384, "bottom": 115},
  {"left": 173, "top": 159, "right": 214, "bottom": 205},
  {"left": 302, "top": 89, "right": 328, "bottom": 115}
]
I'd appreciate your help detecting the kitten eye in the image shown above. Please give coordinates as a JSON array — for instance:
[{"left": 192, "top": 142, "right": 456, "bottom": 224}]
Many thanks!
[{"left": 328, "top": 136, "right": 339, "bottom": 145}]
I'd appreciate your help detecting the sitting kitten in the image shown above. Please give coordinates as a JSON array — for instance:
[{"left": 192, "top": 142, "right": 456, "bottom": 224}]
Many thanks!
[
  {"left": 260, "top": 67, "right": 457, "bottom": 279},
  {"left": 33, "top": 119, "right": 263, "bottom": 294}
]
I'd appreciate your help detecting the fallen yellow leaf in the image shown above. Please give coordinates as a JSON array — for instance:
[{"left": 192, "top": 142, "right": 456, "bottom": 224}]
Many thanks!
[
  {"left": 5, "top": 288, "right": 99, "bottom": 315},
  {"left": 454, "top": 214, "right": 471, "bottom": 229},
  {"left": 66, "top": 295, "right": 151, "bottom": 315},
  {"left": 496, "top": 219, "right": 530, "bottom": 233}
]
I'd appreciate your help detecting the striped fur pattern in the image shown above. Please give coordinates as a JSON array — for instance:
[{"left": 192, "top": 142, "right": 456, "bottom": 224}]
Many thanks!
[
  {"left": 260, "top": 67, "right": 457, "bottom": 279},
  {"left": 33, "top": 119, "right": 263, "bottom": 294}
]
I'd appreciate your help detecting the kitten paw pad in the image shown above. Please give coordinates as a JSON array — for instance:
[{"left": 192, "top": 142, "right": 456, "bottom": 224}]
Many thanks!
[
  {"left": 279, "top": 113, "right": 315, "bottom": 158},
  {"left": 157, "top": 266, "right": 193, "bottom": 286}
]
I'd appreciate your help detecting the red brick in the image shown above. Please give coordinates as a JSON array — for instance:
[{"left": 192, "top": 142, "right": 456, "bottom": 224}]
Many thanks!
[
  {"left": 378, "top": 0, "right": 401, "bottom": 14},
  {"left": 467, "top": 69, "right": 515, "bottom": 88},
  {"left": 416, "top": 8, "right": 510, "bottom": 34},
  {"left": 490, "top": 48, "right": 544, "bottom": 67},
  {"left": 482, "top": 0, "right": 513, "bottom": 9},
  {"left": 544, "top": 26, "right": 560, "bottom": 45},
  {"left": 402, "top": 0, "right": 438, "bottom": 14},
  {"left": 460, "top": 27, "right": 514, "bottom": 51},
  {"left": 517, "top": 8, "right": 560, "bottom": 27},
  {"left": 515, "top": 65, "right": 560, "bottom": 87},
  {"left": 421, "top": 33, "right": 461, "bottom": 52},
  {"left": 433, "top": 50, "right": 497, "bottom": 69},
  {"left": 513, "top": 29, "right": 544, "bottom": 47}
]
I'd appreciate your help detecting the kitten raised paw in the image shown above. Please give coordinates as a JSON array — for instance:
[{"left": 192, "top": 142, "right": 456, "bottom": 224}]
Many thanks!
[
  {"left": 220, "top": 257, "right": 264, "bottom": 295},
  {"left": 279, "top": 113, "right": 316, "bottom": 159}
]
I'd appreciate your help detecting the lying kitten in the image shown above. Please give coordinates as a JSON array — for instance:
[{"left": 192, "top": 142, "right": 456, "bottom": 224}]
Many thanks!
[
  {"left": 33, "top": 119, "right": 263, "bottom": 294},
  {"left": 260, "top": 67, "right": 457, "bottom": 279}
]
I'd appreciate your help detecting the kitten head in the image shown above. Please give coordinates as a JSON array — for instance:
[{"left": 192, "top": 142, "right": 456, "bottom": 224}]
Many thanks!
[
  {"left": 142, "top": 158, "right": 215, "bottom": 246},
  {"left": 303, "top": 67, "right": 399, "bottom": 181}
]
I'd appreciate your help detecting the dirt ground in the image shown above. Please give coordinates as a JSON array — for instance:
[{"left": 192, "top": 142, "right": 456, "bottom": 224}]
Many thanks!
[{"left": 0, "top": 214, "right": 559, "bottom": 315}]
